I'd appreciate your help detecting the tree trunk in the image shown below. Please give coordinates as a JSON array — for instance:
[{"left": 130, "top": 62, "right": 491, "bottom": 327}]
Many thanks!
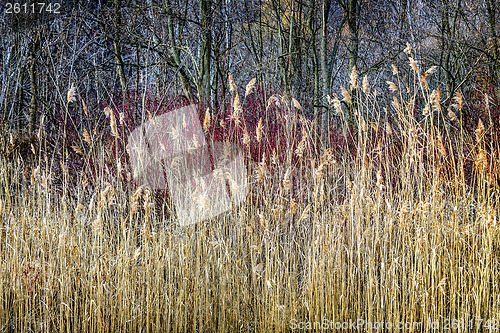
[
  {"left": 438, "top": 0, "right": 461, "bottom": 100},
  {"left": 199, "top": 0, "right": 212, "bottom": 104},
  {"left": 114, "top": 0, "right": 127, "bottom": 99},
  {"left": 320, "top": 0, "right": 332, "bottom": 141},
  {"left": 487, "top": 0, "right": 500, "bottom": 83},
  {"left": 308, "top": 0, "right": 319, "bottom": 117},
  {"left": 346, "top": 0, "right": 359, "bottom": 127},
  {"left": 347, "top": 0, "right": 358, "bottom": 79},
  {"left": 272, "top": 0, "right": 289, "bottom": 92},
  {"left": 286, "top": 0, "right": 295, "bottom": 96},
  {"left": 165, "top": 0, "right": 194, "bottom": 100},
  {"left": 28, "top": 46, "right": 37, "bottom": 134}
]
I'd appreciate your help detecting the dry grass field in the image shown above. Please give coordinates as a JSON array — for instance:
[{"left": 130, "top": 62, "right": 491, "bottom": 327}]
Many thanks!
[{"left": 1, "top": 63, "right": 499, "bottom": 332}]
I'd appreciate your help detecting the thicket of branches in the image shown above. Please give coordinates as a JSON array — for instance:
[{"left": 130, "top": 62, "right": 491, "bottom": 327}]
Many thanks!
[{"left": 0, "top": 0, "right": 498, "bottom": 138}]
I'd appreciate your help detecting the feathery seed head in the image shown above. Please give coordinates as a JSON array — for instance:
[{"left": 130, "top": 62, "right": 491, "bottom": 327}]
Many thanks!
[
  {"left": 362, "top": 75, "right": 369, "bottom": 94},
  {"left": 391, "top": 64, "right": 399, "bottom": 75},
  {"left": 475, "top": 149, "right": 488, "bottom": 173},
  {"left": 256, "top": 118, "right": 263, "bottom": 143},
  {"left": 82, "top": 99, "right": 88, "bottom": 116},
  {"left": 83, "top": 128, "right": 91, "bottom": 145},
  {"left": 104, "top": 106, "right": 112, "bottom": 118},
  {"left": 109, "top": 110, "right": 119, "bottom": 138},
  {"left": 232, "top": 93, "right": 242, "bottom": 125},
  {"left": 203, "top": 108, "right": 211, "bottom": 132},
  {"left": 341, "top": 87, "right": 352, "bottom": 104},
  {"left": 292, "top": 97, "right": 302, "bottom": 110},
  {"left": 332, "top": 94, "right": 342, "bottom": 114},
  {"left": 475, "top": 119, "right": 485, "bottom": 143},
  {"left": 386, "top": 81, "right": 397, "bottom": 92},
  {"left": 404, "top": 42, "right": 412, "bottom": 55},
  {"left": 228, "top": 72, "right": 237, "bottom": 92},
  {"left": 350, "top": 65, "right": 358, "bottom": 89},
  {"left": 452, "top": 91, "right": 463, "bottom": 111},
  {"left": 409, "top": 57, "right": 419, "bottom": 73},
  {"left": 245, "top": 78, "right": 256, "bottom": 97},
  {"left": 67, "top": 83, "right": 76, "bottom": 104}
]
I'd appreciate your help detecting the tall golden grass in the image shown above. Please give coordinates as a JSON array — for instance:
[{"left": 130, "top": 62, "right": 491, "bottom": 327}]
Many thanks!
[{"left": 0, "top": 59, "right": 499, "bottom": 332}]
